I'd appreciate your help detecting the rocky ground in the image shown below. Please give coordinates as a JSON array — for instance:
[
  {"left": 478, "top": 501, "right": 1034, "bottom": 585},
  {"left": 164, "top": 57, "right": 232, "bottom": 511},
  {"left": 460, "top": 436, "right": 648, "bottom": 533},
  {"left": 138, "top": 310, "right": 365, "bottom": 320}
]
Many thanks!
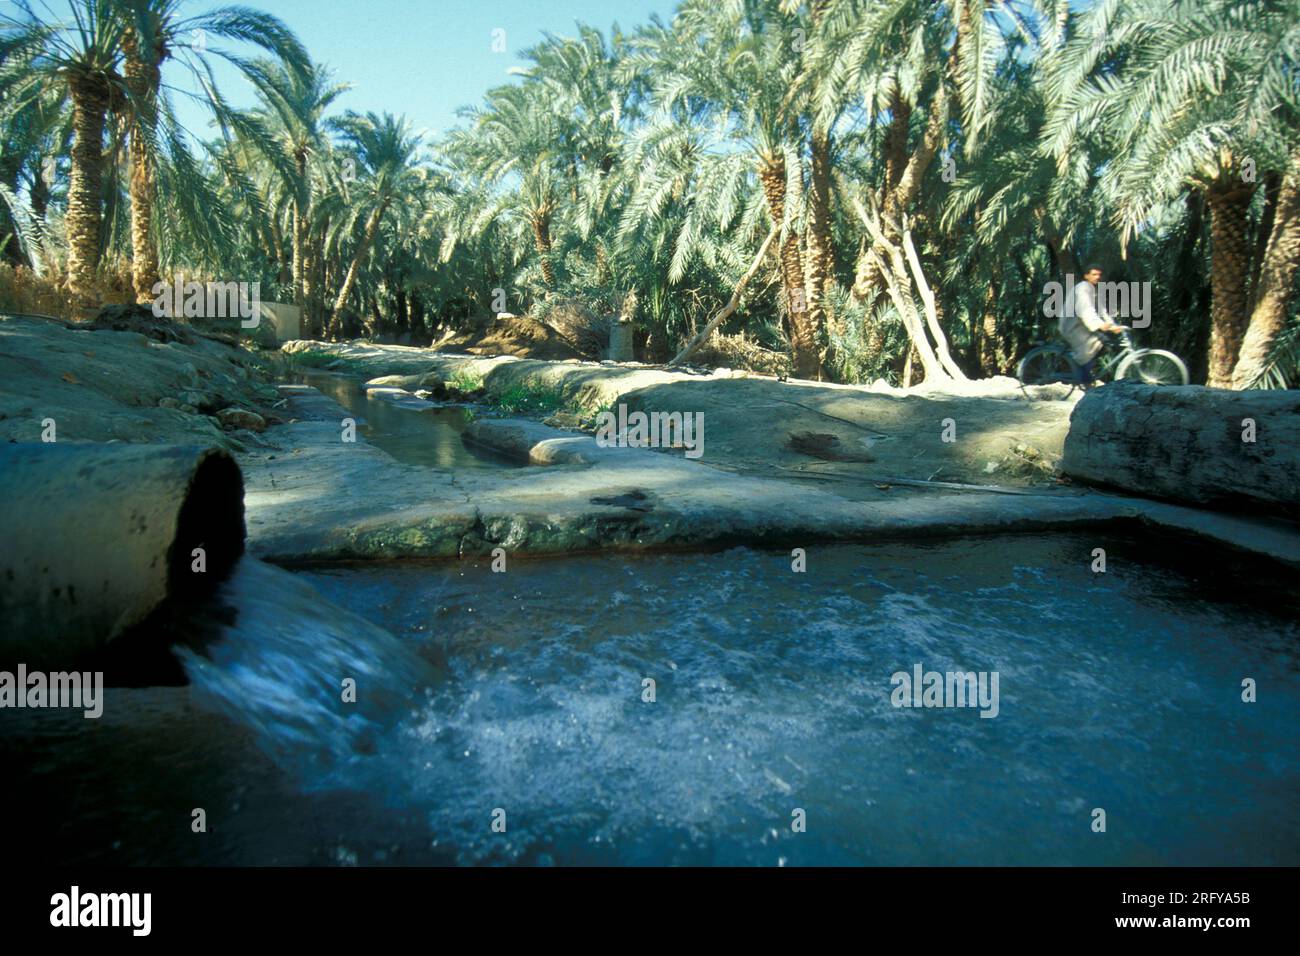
[
  {"left": 0, "top": 313, "right": 283, "bottom": 451},
  {"left": 281, "top": 339, "right": 1080, "bottom": 499},
  {"left": 5, "top": 315, "right": 1297, "bottom": 568}
]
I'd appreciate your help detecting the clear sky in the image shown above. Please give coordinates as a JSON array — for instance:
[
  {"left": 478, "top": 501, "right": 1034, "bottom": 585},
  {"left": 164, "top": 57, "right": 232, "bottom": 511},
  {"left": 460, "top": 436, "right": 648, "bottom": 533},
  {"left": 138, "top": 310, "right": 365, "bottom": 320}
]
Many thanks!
[{"left": 168, "top": 0, "right": 679, "bottom": 141}]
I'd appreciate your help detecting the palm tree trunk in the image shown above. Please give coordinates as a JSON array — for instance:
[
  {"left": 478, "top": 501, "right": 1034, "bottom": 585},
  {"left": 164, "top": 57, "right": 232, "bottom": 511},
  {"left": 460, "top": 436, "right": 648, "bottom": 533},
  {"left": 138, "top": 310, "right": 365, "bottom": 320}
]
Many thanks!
[
  {"left": 330, "top": 202, "right": 388, "bottom": 332},
  {"left": 292, "top": 153, "right": 308, "bottom": 311},
  {"left": 1231, "top": 161, "right": 1300, "bottom": 388},
  {"left": 852, "top": 84, "right": 944, "bottom": 302},
  {"left": 978, "top": 267, "right": 1003, "bottom": 376},
  {"left": 798, "top": 0, "right": 833, "bottom": 380},
  {"left": 1246, "top": 171, "right": 1281, "bottom": 310},
  {"left": 1205, "top": 181, "right": 1257, "bottom": 387},
  {"left": 855, "top": 197, "right": 949, "bottom": 383},
  {"left": 302, "top": 221, "right": 323, "bottom": 339},
  {"left": 803, "top": 128, "right": 834, "bottom": 377},
  {"left": 532, "top": 213, "right": 555, "bottom": 286},
  {"left": 124, "top": 41, "right": 161, "bottom": 304},
  {"left": 901, "top": 224, "right": 965, "bottom": 380},
  {"left": 66, "top": 74, "right": 111, "bottom": 305},
  {"left": 292, "top": 203, "right": 304, "bottom": 310},
  {"left": 881, "top": 92, "right": 911, "bottom": 201},
  {"left": 759, "top": 157, "right": 820, "bottom": 379}
]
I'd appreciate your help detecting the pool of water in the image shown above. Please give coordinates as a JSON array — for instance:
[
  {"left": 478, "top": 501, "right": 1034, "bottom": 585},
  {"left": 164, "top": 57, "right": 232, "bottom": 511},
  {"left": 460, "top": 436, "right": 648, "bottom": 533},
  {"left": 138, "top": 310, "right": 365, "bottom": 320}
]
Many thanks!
[
  {"left": 2, "top": 532, "right": 1296, "bottom": 866},
  {"left": 294, "top": 370, "right": 518, "bottom": 470}
]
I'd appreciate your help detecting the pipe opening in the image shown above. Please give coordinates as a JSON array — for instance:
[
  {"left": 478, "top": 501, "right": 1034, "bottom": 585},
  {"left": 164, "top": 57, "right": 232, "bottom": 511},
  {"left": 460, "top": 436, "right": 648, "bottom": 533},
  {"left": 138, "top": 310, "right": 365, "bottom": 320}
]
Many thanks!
[{"left": 167, "top": 450, "right": 246, "bottom": 601}]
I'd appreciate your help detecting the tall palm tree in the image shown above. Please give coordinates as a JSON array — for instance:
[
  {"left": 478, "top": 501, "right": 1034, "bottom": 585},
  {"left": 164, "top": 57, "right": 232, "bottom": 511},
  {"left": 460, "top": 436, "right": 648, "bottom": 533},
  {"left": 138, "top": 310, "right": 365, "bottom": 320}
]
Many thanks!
[
  {"left": 644, "top": 0, "right": 822, "bottom": 376},
  {"left": 230, "top": 58, "right": 348, "bottom": 334},
  {"left": 325, "top": 111, "right": 424, "bottom": 333},
  {"left": 116, "top": 0, "right": 310, "bottom": 302},
  {"left": 450, "top": 82, "right": 567, "bottom": 287},
  {"left": 2, "top": 0, "right": 126, "bottom": 302}
]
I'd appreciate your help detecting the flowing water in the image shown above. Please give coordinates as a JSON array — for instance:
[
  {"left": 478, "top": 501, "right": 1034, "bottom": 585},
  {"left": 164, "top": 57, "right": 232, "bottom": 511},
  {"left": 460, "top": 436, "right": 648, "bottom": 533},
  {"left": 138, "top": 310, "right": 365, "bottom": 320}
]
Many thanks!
[
  {"left": 294, "top": 370, "right": 518, "bottom": 470},
  {"left": 2, "top": 532, "right": 1296, "bottom": 866}
]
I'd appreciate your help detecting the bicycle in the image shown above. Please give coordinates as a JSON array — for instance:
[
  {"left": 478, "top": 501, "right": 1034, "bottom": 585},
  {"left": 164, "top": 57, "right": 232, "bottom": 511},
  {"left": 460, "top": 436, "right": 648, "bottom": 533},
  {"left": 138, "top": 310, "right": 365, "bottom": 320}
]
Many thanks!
[{"left": 1016, "top": 328, "right": 1188, "bottom": 395}]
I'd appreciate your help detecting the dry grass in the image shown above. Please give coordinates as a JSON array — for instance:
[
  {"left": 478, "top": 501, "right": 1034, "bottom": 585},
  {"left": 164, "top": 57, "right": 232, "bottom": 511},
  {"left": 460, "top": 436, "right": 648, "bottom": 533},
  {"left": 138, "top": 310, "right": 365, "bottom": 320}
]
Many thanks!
[
  {"left": 691, "top": 331, "right": 793, "bottom": 377},
  {"left": 0, "top": 260, "right": 135, "bottom": 321},
  {"left": 542, "top": 299, "right": 609, "bottom": 358}
]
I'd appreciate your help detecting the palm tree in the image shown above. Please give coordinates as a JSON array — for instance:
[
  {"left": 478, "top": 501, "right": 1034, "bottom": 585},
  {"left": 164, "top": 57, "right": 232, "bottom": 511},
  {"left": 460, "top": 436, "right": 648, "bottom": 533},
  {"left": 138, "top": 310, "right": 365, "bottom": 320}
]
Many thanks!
[
  {"left": 802, "top": 0, "right": 1033, "bottom": 377},
  {"left": 516, "top": 26, "right": 644, "bottom": 294},
  {"left": 2, "top": 0, "right": 127, "bottom": 302},
  {"left": 231, "top": 58, "right": 348, "bottom": 334},
  {"left": 1232, "top": 153, "right": 1300, "bottom": 387},
  {"left": 1046, "top": 0, "right": 1300, "bottom": 387},
  {"left": 450, "top": 82, "right": 567, "bottom": 287},
  {"left": 325, "top": 111, "right": 424, "bottom": 333},
  {"left": 642, "top": 0, "right": 822, "bottom": 376},
  {"left": 116, "top": 0, "right": 310, "bottom": 302}
]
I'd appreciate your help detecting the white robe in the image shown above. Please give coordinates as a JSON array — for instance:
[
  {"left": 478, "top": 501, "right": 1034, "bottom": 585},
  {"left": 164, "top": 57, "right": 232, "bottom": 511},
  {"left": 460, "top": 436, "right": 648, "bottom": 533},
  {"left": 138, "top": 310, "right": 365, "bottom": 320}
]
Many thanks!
[{"left": 1059, "top": 280, "right": 1107, "bottom": 364}]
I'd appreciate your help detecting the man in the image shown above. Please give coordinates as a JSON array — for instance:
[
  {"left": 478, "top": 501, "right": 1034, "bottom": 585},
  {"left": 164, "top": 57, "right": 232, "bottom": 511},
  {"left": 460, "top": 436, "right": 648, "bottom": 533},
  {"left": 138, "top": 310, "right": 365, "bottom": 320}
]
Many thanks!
[{"left": 1060, "top": 265, "right": 1124, "bottom": 385}]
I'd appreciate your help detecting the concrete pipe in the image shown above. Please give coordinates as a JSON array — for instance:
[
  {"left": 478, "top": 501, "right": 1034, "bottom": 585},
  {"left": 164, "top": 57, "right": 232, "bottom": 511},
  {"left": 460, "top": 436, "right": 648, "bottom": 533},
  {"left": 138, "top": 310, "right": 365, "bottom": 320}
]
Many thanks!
[{"left": 0, "top": 443, "right": 245, "bottom": 667}]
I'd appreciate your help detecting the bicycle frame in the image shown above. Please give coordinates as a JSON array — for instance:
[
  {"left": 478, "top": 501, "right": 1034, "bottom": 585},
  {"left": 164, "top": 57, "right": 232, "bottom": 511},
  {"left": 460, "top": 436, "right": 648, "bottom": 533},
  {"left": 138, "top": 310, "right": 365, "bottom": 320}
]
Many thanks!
[{"left": 1093, "top": 332, "right": 1136, "bottom": 381}]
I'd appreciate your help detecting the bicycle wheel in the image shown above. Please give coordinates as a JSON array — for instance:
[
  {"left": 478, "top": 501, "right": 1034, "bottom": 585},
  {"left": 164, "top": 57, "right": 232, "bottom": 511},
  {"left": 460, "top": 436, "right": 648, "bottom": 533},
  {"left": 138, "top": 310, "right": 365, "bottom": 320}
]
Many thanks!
[
  {"left": 1115, "top": 349, "right": 1189, "bottom": 386},
  {"left": 1017, "top": 346, "right": 1080, "bottom": 389}
]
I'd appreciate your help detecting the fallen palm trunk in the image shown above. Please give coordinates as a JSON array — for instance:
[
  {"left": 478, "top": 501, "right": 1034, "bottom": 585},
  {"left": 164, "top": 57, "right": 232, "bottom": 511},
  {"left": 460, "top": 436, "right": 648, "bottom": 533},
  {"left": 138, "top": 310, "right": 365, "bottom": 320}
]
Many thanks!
[
  {"left": 0, "top": 443, "right": 245, "bottom": 667},
  {"left": 668, "top": 223, "right": 779, "bottom": 368}
]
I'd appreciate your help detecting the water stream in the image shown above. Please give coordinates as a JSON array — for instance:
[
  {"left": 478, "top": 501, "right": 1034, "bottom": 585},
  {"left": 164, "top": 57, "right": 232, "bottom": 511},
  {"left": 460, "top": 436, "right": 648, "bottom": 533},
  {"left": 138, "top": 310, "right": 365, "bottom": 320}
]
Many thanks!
[
  {"left": 2, "top": 532, "right": 1295, "bottom": 866},
  {"left": 293, "top": 369, "right": 518, "bottom": 470}
]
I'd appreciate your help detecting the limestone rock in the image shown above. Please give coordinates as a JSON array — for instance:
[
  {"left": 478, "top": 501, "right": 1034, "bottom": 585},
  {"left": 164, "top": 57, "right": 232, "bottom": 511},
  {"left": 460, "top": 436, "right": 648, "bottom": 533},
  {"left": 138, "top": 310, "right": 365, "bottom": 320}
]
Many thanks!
[
  {"left": 1061, "top": 382, "right": 1300, "bottom": 514},
  {"left": 216, "top": 407, "right": 267, "bottom": 432}
]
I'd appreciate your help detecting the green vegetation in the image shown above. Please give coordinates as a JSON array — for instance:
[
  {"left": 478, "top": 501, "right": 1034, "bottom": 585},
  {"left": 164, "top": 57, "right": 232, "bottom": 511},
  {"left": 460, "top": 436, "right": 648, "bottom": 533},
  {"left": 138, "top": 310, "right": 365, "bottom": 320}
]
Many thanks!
[
  {"left": 2, "top": 0, "right": 1297, "bottom": 389},
  {"left": 493, "top": 382, "right": 569, "bottom": 416},
  {"left": 446, "top": 368, "right": 486, "bottom": 395}
]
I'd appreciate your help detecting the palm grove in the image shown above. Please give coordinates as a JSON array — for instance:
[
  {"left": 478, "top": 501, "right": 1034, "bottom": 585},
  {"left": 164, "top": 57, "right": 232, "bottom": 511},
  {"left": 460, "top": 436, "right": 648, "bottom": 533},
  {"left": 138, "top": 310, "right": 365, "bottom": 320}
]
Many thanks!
[{"left": 2, "top": 0, "right": 1297, "bottom": 389}]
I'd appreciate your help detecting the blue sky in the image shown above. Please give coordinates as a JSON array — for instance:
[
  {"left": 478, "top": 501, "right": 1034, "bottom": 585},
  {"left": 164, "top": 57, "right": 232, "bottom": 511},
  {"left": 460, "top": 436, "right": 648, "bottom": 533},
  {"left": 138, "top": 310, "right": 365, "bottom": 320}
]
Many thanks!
[
  {"left": 171, "top": 0, "right": 678, "bottom": 142},
  {"left": 3, "top": 0, "right": 677, "bottom": 141}
]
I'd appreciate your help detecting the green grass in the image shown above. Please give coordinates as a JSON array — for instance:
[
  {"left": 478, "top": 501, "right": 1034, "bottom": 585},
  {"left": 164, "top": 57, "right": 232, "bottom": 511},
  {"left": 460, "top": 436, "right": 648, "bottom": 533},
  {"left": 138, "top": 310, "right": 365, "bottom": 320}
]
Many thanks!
[
  {"left": 446, "top": 367, "right": 486, "bottom": 394},
  {"left": 494, "top": 381, "right": 568, "bottom": 415}
]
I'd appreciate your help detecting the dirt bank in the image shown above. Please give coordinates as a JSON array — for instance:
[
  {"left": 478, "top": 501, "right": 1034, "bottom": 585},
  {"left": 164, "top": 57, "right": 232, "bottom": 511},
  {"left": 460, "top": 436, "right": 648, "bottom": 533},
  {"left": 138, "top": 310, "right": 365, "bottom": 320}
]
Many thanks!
[
  {"left": 0, "top": 314, "right": 283, "bottom": 450},
  {"left": 282, "top": 338, "right": 1079, "bottom": 497}
]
